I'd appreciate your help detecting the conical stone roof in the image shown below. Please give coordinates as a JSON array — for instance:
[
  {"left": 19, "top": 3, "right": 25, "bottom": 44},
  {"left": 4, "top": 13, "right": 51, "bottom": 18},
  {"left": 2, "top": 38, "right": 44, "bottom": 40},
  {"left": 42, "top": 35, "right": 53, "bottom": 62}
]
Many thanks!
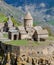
[
  {"left": 7, "top": 16, "right": 13, "bottom": 27},
  {"left": 24, "top": 12, "right": 33, "bottom": 20},
  {"left": 8, "top": 16, "right": 13, "bottom": 24}
]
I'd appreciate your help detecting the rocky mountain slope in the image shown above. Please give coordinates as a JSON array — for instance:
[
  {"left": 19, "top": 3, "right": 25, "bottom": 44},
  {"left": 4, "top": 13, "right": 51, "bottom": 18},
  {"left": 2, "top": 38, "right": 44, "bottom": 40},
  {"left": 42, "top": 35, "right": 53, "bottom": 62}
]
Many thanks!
[
  {"left": 0, "top": 0, "right": 24, "bottom": 22},
  {"left": 0, "top": 0, "right": 54, "bottom": 35}
]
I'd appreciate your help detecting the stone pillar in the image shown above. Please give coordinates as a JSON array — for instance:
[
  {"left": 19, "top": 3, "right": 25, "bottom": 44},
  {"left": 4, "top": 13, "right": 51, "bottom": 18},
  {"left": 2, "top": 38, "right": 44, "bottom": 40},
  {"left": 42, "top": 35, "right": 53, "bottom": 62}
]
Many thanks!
[
  {"left": 26, "top": 57, "right": 32, "bottom": 63},
  {"left": 12, "top": 34, "right": 14, "bottom": 40},
  {"left": 17, "top": 56, "right": 27, "bottom": 65},
  {"left": 29, "top": 57, "right": 32, "bottom": 63},
  {"left": 32, "top": 58, "right": 36, "bottom": 65},
  {"left": 37, "top": 35, "right": 40, "bottom": 42},
  {"left": 17, "top": 57, "right": 21, "bottom": 64},
  {"left": 17, "top": 34, "right": 19, "bottom": 40},
  {"left": 1, "top": 28, "right": 3, "bottom": 33},
  {"left": 6, "top": 52, "right": 11, "bottom": 65},
  {"left": 6, "top": 63, "right": 9, "bottom": 65},
  {"left": 7, "top": 52, "right": 10, "bottom": 61},
  {"left": 27, "top": 57, "right": 30, "bottom": 63},
  {"left": 34, "top": 58, "right": 37, "bottom": 65},
  {"left": 43, "top": 60, "right": 46, "bottom": 65}
]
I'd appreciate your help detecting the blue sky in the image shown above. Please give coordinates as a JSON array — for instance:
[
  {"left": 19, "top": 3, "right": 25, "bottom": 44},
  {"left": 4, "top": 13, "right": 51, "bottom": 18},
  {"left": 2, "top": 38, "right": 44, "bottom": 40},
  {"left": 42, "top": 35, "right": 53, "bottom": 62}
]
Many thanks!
[{"left": 4, "top": 0, "right": 54, "bottom": 8}]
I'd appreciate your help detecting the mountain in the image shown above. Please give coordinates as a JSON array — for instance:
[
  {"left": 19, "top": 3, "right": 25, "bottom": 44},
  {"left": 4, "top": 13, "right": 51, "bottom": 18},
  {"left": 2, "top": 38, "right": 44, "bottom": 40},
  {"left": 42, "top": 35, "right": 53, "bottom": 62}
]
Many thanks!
[
  {"left": 0, "top": 0, "right": 54, "bottom": 35},
  {"left": 0, "top": 0, "right": 24, "bottom": 22}
]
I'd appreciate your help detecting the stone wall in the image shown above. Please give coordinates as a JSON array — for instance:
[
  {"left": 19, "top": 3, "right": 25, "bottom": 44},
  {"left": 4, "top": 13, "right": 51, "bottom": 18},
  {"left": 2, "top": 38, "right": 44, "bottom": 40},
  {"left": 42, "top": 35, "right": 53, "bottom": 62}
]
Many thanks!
[
  {"left": 0, "top": 42, "right": 53, "bottom": 57},
  {"left": 0, "top": 42, "right": 54, "bottom": 65},
  {"left": 0, "top": 42, "right": 20, "bottom": 56}
]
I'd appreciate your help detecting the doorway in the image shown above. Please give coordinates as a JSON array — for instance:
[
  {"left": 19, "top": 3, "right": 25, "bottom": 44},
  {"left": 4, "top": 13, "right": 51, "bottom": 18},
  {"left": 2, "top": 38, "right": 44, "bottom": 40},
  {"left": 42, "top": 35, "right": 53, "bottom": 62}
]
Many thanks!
[{"left": 14, "top": 35, "right": 17, "bottom": 40}]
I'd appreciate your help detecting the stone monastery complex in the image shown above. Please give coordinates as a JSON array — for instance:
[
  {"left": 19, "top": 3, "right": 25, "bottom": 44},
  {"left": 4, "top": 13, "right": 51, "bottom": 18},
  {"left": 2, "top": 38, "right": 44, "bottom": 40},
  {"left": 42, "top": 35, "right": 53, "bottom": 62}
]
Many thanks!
[
  {"left": 0, "top": 12, "right": 48, "bottom": 41},
  {"left": 8, "top": 12, "right": 48, "bottom": 41},
  {"left": 0, "top": 12, "right": 54, "bottom": 65}
]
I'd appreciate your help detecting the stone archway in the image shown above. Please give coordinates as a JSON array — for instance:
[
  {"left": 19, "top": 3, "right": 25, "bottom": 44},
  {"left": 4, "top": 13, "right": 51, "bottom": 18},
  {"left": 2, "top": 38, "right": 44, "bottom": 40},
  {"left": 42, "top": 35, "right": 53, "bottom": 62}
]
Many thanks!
[
  {"left": 14, "top": 35, "right": 17, "bottom": 40},
  {"left": 32, "top": 31, "right": 38, "bottom": 41}
]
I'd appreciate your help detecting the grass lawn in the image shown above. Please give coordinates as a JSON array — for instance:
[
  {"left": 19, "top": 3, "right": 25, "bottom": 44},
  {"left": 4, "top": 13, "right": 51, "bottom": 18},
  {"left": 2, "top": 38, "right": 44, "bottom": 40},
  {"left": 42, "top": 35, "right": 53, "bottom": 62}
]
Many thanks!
[
  {"left": 3, "top": 33, "right": 8, "bottom": 38},
  {"left": 5, "top": 39, "right": 52, "bottom": 46},
  {"left": 5, "top": 40, "right": 38, "bottom": 46},
  {"left": 4, "top": 36, "right": 54, "bottom": 46},
  {"left": 5, "top": 40, "right": 29, "bottom": 46},
  {"left": 48, "top": 36, "right": 54, "bottom": 41}
]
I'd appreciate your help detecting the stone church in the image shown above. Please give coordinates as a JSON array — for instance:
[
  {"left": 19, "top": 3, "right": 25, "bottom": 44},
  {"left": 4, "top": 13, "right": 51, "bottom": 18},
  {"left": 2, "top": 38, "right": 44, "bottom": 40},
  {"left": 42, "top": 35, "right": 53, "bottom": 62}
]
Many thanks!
[{"left": 8, "top": 12, "right": 48, "bottom": 41}]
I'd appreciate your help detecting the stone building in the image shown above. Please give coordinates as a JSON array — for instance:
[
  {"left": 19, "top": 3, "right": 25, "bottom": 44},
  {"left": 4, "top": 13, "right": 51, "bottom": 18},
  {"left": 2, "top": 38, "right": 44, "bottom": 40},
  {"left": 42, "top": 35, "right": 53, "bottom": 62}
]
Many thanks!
[
  {"left": 4, "top": 16, "right": 14, "bottom": 32},
  {"left": 8, "top": 29, "right": 19, "bottom": 40},
  {"left": 8, "top": 12, "right": 48, "bottom": 41},
  {"left": 0, "top": 42, "right": 54, "bottom": 65},
  {"left": 33, "top": 26, "right": 48, "bottom": 41},
  {"left": 0, "top": 23, "right": 4, "bottom": 32},
  {"left": 24, "top": 12, "right": 33, "bottom": 32},
  {"left": 0, "top": 23, "right": 4, "bottom": 39},
  {"left": 0, "top": 32, "right": 3, "bottom": 39},
  {"left": 18, "top": 26, "right": 28, "bottom": 40},
  {"left": 0, "top": 11, "right": 48, "bottom": 41}
]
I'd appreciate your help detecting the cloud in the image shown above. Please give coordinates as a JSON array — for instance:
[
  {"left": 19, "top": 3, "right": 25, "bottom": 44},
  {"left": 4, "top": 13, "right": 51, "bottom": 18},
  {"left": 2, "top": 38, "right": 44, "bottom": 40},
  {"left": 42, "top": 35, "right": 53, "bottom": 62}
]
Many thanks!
[
  {"left": 24, "top": 4, "right": 36, "bottom": 12},
  {"left": 40, "top": 3, "right": 46, "bottom": 8},
  {"left": 47, "top": 15, "right": 51, "bottom": 18},
  {"left": 17, "top": 6, "right": 22, "bottom": 10}
]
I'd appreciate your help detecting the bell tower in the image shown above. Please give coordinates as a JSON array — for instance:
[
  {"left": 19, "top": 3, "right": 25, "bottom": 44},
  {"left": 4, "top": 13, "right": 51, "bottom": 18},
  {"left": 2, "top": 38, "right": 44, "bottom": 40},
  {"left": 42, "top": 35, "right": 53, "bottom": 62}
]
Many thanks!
[{"left": 24, "top": 12, "right": 33, "bottom": 31}]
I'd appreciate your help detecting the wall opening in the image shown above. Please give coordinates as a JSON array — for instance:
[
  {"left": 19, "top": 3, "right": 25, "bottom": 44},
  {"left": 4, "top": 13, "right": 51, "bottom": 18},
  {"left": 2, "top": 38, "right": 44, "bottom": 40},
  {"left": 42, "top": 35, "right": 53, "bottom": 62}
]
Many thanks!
[{"left": 14, "top": 35, "right": 17, "bottom": 40}]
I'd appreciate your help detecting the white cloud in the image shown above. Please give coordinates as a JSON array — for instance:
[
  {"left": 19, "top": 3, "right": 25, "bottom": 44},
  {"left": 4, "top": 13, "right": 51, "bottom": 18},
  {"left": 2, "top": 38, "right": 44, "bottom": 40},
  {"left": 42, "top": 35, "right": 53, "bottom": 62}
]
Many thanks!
[
  {"left": 18, "top": 6, "right": 22, "bottom": 10},
  {"left": 40, "top": 3, "right": 46, "bottom": 8},
  {"left": 47, "top": 15, "right": 51, "bottom": 18},
  {"left": 24, "top": 4, "right": 36, "bottom": 13}
]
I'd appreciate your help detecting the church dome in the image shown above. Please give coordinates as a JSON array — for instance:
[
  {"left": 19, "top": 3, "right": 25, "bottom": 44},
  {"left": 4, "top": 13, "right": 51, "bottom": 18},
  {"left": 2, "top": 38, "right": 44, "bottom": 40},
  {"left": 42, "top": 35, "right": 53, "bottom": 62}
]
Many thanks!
[
  {"left": 7, "top": 16, "right": 13, "bottom": 27},
  {"left": 24, "top": 12, "right": 33, "bottom": 20}
]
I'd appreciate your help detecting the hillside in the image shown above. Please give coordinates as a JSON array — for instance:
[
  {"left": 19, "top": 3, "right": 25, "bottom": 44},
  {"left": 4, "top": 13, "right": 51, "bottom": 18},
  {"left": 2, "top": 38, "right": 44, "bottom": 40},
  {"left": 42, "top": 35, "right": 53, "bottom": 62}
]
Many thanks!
[
  {"left": 0, "top": 0, "right": 24, "bottom": 22},
  {"left": 0, "top": 13, "right": 21, "bottom": 27},
  {"left": 0, "top": 13, "right": 7, "bottom": 23},
  {"left": 0, "top": 0, "right": 54, "bottom": 35}
]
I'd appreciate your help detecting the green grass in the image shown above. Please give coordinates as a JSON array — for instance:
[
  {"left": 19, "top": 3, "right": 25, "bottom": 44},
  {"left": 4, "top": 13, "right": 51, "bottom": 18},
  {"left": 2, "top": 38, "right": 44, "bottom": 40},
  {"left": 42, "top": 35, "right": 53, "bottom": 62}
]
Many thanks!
[
  {"left": 48, "top": 36, "right": 54, "bottom": 40},
  {"left": 3, "top": 33, "right": 8, "bottom": 38},
  {"left": 4, "top": 36, "right": 54, "bottom": 46},
  {"left": 5, "top": 40, "right": 29, "bottom": 46},
  {"left": 0, "top": 13, "right": 21, "bottom": 26},
  {"left": 0, "top": 13, "right": 7, "bottom": 23},
  {"left": 11, "top": 17, "right": 21, "bottom": 27},
  {"left": 5, "top": 40, "right": 39, "bottom": 46},
  {"left": 5, "top": 39, "right": 53, "bottom": 46}
]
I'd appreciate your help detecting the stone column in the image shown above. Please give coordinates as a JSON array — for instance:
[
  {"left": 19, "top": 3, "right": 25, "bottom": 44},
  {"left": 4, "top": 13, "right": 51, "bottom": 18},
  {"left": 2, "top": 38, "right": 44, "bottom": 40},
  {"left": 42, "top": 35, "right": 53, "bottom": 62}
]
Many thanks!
[
  {"left": 38, "top": 38, "right": 40, "bottom": 42},
  {"left": 1, "top": 28, "right": 3, "bottom": 33},
  {"left": 27, "top": 57, "right": 30, "bottom": 63},
  {"left": 12, "top": 34, "right": 14, "bottom": 40},
  {"left": 43, "top": 60, "right": 46, "bottom": 65},
  {"left": 17, "top": 57, "right": 22, "bottom": 65},
  {"left": 17, "top": 34, "right": 19, "bottom": 40},
  {"left": 6, "top": 63, "right": 9, "bottom": 65},
  {"left": 7, "top": 52, "right": 10, "bottom": 61},
  {"left": 32, "top": 58, "right": 35, "bottom": 65},
  {"left": 6, "top": 52, "right": 11, "bottom": 65}
]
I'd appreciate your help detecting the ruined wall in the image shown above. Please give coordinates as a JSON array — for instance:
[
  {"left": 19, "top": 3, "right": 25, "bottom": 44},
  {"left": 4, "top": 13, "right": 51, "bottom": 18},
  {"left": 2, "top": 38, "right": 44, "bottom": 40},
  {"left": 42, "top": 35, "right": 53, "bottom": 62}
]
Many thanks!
[
  {"left": 0, "top": 42, "right": 53, "bottom": 57},
  {"left": 0, "top": 42, "right": 54, "bottom": 65}
]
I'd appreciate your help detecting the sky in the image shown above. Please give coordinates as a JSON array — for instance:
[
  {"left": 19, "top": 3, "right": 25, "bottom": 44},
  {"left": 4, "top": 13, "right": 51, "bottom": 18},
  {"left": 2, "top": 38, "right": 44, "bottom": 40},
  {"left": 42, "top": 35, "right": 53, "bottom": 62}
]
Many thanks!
[{"left": 4, "top": 0, "right": 54, "bottom": 8}]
